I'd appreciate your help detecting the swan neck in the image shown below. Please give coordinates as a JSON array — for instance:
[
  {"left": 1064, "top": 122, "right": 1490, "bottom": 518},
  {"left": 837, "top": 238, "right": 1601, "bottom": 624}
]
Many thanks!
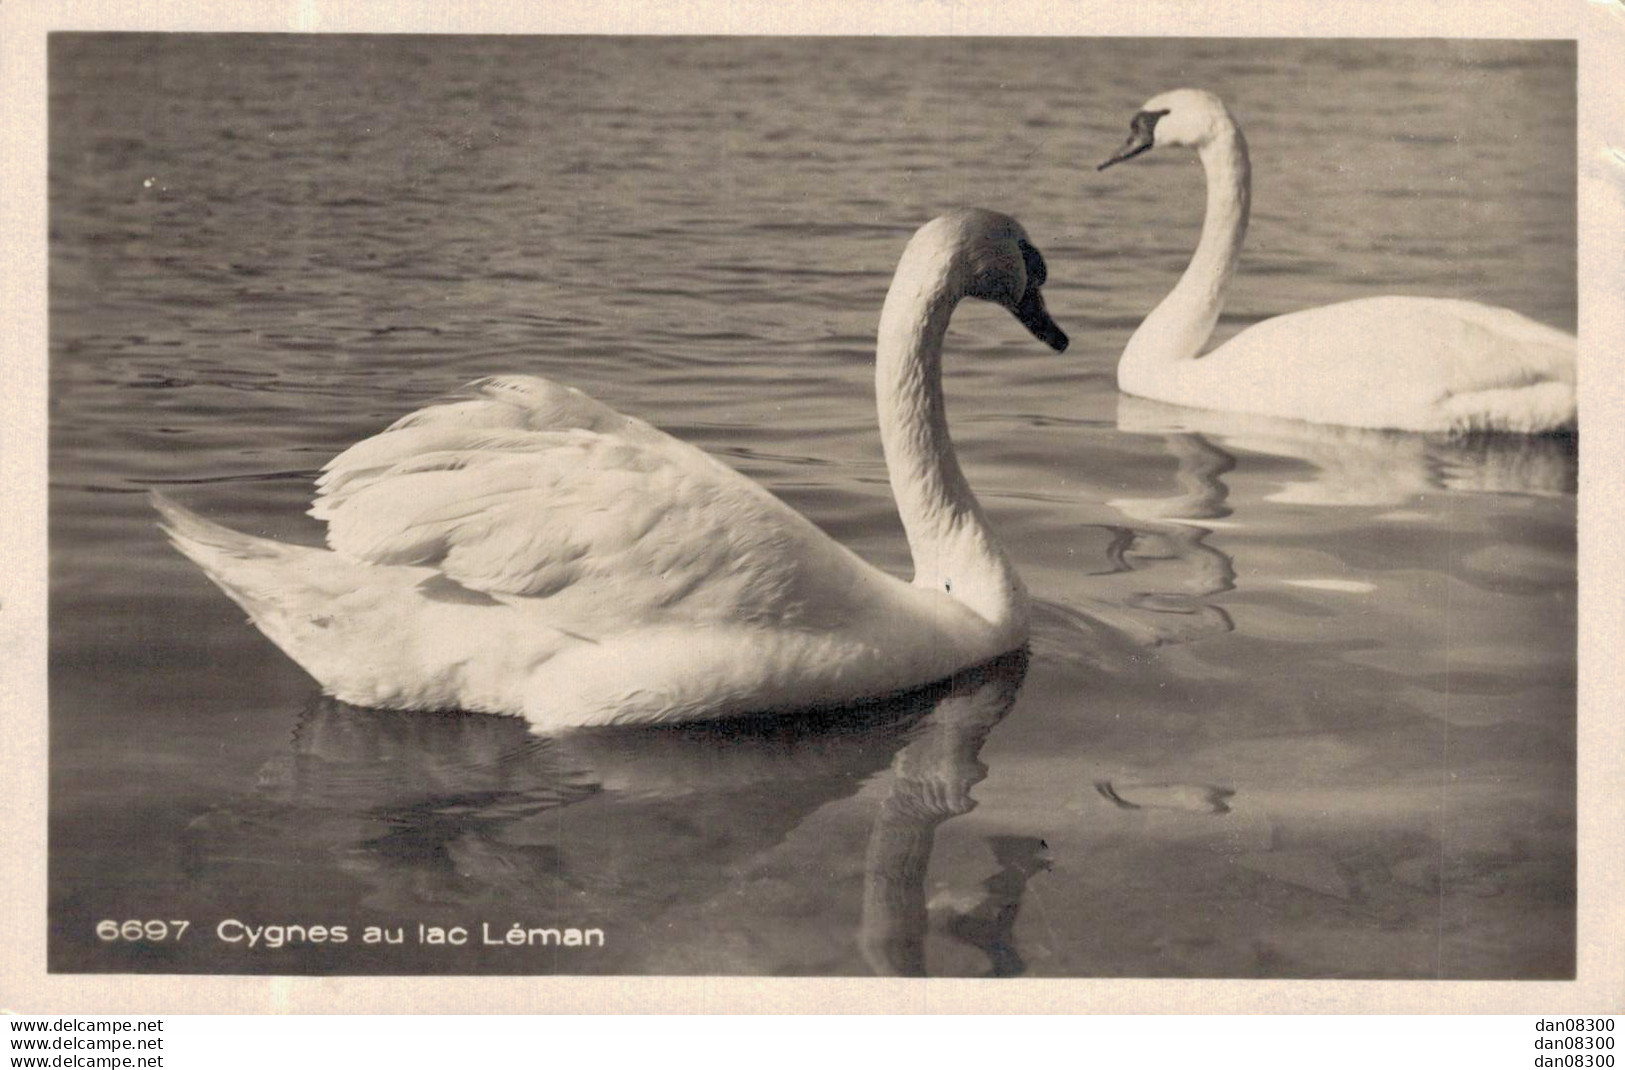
[
  {"left": 874, "top": 259, "right": 1024, "bottom": 630},
  {"left": 1124, "top": 125, "right": 1251, "bottom": 376}
]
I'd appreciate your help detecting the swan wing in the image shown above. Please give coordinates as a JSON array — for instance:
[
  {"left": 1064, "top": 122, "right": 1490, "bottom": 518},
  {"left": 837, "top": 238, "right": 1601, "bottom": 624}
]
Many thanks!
[
  {"left": 310, "top": 375, "right": 865, "bottom": 628},
  {"left": 1183, "top": 298, "right": 1576, "bottom": 432},
  {"left": 311, "top": 374, "right": 673, "bottom": 512},
  {"left": 1345, "top": 298, "right": 1574, "bottom": 393}
]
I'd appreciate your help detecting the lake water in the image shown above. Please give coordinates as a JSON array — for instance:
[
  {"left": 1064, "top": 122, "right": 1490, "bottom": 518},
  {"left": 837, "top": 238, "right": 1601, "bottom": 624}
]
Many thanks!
[{"left": 48, "top": 35, "right": 1576, "bottom": 977}]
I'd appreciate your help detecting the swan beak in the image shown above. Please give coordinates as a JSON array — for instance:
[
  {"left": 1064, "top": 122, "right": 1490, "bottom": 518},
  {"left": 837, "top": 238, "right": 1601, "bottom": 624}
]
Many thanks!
[
  {"left": 1098, "top": 132, "right": 1154, "bottom": 171},
  {"left": 1098, "top": 108, "right": 1168, "bottom": 171},
  {"left": 1014, "top": 288, "right": 1069, "bottom": 352}
]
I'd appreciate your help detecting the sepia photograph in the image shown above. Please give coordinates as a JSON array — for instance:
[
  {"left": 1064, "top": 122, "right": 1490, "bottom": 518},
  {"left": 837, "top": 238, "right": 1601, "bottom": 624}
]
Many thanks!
[{"left": 6, "top": 0, "right": 1622, "bottom": 1019}]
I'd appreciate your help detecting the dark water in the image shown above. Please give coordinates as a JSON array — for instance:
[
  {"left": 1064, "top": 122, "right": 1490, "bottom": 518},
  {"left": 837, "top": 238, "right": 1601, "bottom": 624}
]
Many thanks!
[{"left": 48, "top": 35, "right": 1576, "bottom": 977}]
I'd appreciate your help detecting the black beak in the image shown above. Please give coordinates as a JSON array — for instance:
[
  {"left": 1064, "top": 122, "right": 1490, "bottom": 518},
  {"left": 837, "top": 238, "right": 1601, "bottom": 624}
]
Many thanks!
[
  {"left": 1097, "top": 108, "right": 1169, "bottom": 171},
  {"left": 1098, "top": 133, "right": 1153, "bottom": 170},
  {"left": 1013, "top": 287, "right": 1068, "bottom": 352}
]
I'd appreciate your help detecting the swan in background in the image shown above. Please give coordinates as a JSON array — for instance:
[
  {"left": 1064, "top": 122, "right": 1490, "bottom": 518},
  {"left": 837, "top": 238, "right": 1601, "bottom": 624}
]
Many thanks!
[
  {"left": 154, "top": 209, "right": 1069, "bottom": 730},
  {"left": 1098, "top": 88, "right": 1576, "bottom": 434}
]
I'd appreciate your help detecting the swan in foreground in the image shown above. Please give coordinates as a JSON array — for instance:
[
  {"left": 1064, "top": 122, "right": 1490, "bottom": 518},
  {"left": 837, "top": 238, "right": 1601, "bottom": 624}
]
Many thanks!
[
  {"left": 1098, "top": 89, "right": 1576, "bottom": 434},
  {"left": 155, "top": 209, "right": 1069, "bottom": 729}
]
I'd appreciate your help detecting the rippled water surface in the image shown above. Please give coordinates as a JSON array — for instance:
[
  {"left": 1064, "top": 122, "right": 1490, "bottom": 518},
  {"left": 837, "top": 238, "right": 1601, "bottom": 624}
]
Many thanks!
[{"left": 49, "top": 35, "right": 1576, "bottom": 977}]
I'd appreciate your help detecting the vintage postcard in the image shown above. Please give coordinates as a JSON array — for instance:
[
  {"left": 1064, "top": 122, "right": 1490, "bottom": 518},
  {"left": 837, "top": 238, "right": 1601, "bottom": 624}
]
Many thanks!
[{"left": 2, "top": 0, "right": 1620, "bottom": 1014}]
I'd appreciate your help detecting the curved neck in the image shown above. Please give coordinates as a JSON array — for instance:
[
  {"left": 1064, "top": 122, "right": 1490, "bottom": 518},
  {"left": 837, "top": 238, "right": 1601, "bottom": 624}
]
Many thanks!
[
  {"left": 1122, "top": 126, "right": 1251, "bottom": 379},
  {"left": 874, "top": 257, "right": 1025, "bottom": 630}
]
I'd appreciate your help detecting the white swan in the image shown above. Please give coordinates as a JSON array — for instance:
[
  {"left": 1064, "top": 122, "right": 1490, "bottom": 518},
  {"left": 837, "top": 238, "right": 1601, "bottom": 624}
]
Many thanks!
[
  {"left": 154, "top": 209, "right": 1069, "bottom": 730},
  {"left": 1098, "top": 88, "right": 1576, "bottom": 434}
]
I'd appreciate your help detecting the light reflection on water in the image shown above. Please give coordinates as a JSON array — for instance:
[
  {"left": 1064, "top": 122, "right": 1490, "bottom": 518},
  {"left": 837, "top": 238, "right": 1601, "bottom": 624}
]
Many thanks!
[{"left": 49, "top": 35, "right": 1575, "bottom": 978}]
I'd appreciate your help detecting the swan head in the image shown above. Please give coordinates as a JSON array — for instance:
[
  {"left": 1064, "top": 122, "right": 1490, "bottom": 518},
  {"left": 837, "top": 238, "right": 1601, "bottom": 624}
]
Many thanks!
[
  {"left": 1098, "top": 88, "right": 1235, "bottom": 169},
  {"left": 905, "top": 209, "right": 1069, "bottom": 352}
]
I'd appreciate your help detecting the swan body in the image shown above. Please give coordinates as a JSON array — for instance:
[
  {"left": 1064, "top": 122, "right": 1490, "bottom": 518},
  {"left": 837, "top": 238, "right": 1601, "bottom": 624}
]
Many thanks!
[
  {"left": 1099, "top": 88, "right": 1576, "bottom": 434},
  {"left": 156, "top": 209, "right": 1068, "bottom": 729}
]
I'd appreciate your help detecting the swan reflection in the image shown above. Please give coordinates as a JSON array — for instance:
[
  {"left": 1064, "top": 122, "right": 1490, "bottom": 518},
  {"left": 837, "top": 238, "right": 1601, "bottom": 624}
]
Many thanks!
[
  {"left": 1096, "top": 396, "right": 1573, "bottom": 641},
  {"left": 185, "top": 652, "right": 1033, "bottom": 975},
  {"left": 857, "top": 652, "right": 1032, "bottom": 976},
  {"left": 1060, "top": 425, "right": 1238, "bottom": 652},
  {"left": 1117, "top": 395, "right": 1577, "bottom": 507}
]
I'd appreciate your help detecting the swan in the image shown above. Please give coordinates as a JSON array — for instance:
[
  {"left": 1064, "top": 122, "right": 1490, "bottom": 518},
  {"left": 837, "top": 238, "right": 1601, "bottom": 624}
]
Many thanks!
[
  {"left": 1097, "top": 88, "right": 1576, "bottom": 434},
  {"left": 154, "top": 209, "right": 1069, "bottom": 730}
]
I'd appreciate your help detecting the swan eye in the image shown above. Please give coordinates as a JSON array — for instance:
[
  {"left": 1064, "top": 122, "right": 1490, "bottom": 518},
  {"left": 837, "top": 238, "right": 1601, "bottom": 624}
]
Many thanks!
[
  {"left": 1018, "top": 240, "right": 1047, "bottom": 290},
  {"left": 964, "top": 244, "right": 1026, "bottom": 305},
  {"left": 1133, "top": 108, "right": 1171, "bottom": 141}
]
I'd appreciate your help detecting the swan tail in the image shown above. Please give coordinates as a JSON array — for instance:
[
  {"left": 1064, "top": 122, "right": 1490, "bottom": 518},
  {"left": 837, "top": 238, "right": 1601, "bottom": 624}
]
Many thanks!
[
  {"left": 152, "top": 490, "right": 300, "bottom": 588},
  {"left": 151, "top": 492, "right": 366, "bottom": 675},
  {"left": 1439, "top": 381, "right": 1577, "bottom": 435}
]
